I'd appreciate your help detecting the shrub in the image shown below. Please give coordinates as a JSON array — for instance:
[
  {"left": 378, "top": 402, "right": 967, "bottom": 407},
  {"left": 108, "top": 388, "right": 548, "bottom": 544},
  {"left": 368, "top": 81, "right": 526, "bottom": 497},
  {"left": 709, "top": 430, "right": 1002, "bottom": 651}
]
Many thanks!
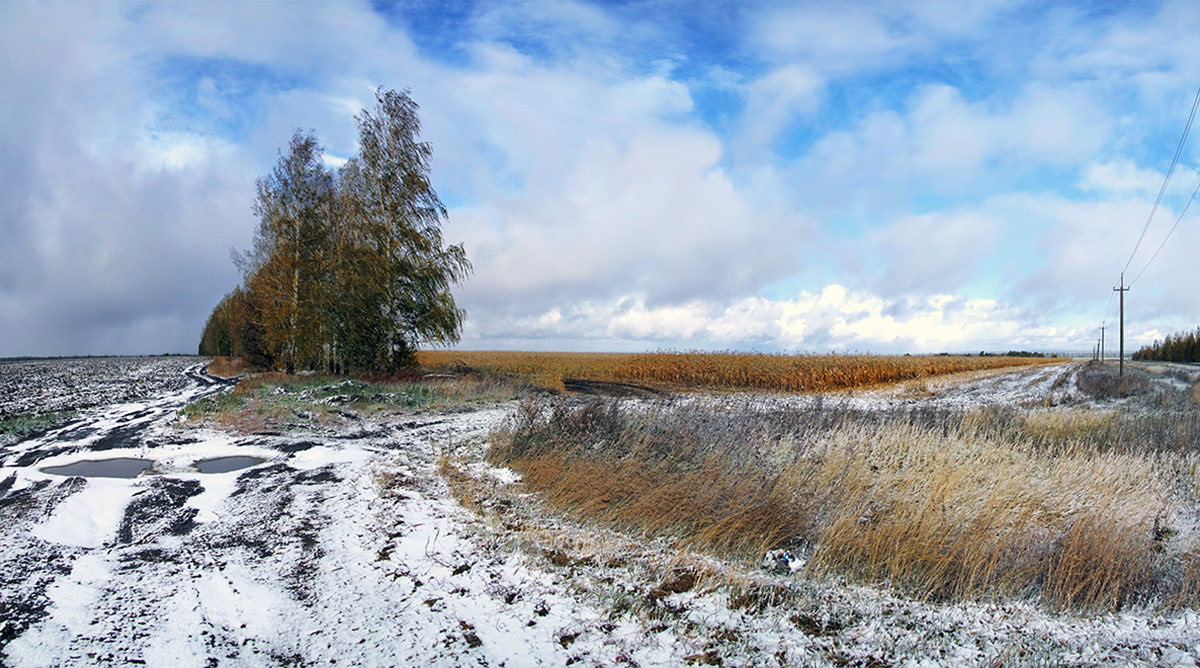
[{"left": 1076, "top": 361, "right": 1150, "bottom": 399}]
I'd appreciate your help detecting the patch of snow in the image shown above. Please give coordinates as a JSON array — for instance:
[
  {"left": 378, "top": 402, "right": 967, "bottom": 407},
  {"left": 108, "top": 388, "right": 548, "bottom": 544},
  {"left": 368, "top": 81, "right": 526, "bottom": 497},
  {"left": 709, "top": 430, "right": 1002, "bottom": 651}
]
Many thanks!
[{"left": 29, "top": 478, "right": 135, "bottom": 549}]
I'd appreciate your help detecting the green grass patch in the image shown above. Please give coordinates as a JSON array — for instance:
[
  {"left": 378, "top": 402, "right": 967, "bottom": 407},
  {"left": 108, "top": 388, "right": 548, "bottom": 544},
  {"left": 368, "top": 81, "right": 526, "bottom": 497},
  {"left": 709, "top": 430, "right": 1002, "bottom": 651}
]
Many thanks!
[
  {"left": 0, "top": 410, "right": 78, "bottom": 443},
  {"left": 178, "top": 373, "right": 529, "bottom": 428},
  {"left": 179, "top": 390, "right": 250, "bottom": 421}
]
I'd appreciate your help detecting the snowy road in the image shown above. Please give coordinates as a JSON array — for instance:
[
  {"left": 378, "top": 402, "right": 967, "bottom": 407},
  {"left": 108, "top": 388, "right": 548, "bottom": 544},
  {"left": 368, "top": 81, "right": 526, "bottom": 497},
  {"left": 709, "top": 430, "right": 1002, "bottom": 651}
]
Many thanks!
[{"left": 0, "top": 365, "right": 638, "bottom": 667}]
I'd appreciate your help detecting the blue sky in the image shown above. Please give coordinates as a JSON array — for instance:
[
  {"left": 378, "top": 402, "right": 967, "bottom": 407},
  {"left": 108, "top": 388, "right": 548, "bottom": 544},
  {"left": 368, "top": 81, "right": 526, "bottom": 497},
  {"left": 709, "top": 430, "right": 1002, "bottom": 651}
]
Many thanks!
[{"left": 3, "top": 0, "right": 1200, "bottom": 356}]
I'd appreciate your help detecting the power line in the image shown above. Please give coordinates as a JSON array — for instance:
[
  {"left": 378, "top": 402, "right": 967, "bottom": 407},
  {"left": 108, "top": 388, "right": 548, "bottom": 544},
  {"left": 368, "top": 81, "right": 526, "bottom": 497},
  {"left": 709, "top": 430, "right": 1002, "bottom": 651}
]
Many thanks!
[
  {"left": 1099, "top": 85, "right": 1200, "bottom": 367},
  {"left": 1102, "top": 290, "right": 1117, "bottom": 326},
  {"left": 1122, "top": 84, "right": 1200, "bottom": 275},
  {"left": 1129, "top": 175, "right": 1200, "bottom": 286}
]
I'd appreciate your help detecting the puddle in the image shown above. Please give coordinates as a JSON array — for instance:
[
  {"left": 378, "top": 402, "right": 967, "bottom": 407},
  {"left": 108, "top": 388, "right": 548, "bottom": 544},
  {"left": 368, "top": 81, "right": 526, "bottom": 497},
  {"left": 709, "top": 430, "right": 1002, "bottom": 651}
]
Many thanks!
[
  {"left": 42, "top": 458, "right": 154, "bottom": 479},
  {"left": 193, "top": 456, "right": 266, "bottom": 474}
]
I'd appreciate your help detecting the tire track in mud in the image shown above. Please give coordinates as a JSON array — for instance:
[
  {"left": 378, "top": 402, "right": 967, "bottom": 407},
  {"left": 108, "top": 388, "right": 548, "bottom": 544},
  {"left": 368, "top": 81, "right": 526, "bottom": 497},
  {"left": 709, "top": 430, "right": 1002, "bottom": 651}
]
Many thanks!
[
  {"left": 10, "top": 463, "right": 344, "bottom": 667},
  {"left": 1, "top": 363, "right": 235, "bottom": 469},
  {"left": 0, "top": 477, "right": 88, "bottom": 647},
  {"left": 0, "top": 363, "right": 236, "bottom": 661},
  {"left": 1, "top": 374, "right": 510, "bottom": 667}
]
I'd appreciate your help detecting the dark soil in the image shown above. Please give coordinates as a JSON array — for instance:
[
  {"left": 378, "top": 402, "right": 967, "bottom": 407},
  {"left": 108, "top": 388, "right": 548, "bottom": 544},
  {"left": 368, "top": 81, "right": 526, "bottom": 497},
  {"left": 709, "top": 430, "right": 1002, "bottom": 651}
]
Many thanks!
[{"left": 562, "top": 378, "right": 666, "bottom": 398}]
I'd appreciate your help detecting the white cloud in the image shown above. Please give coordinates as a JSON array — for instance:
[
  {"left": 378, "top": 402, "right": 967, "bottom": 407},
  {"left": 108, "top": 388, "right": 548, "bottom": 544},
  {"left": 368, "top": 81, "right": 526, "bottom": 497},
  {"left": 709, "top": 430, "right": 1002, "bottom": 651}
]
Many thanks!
[
  {"left": 1032, "top": 0, "right": 1200, "bottom": 93},
  {"left": 461, "top": 286, "right": 1057, "bottom": 354},
  {"left": 867, "top": 211, "right": 1000, "bottom": 297},
  {"left": 0, "top": 1, "right": 257, "bottom": 355},
  {"left": 6, "top": 0, "right": 1200, "bottom": 358},
  {"left": 750, "top": 0, "right": 1019, "bottom": 76},
  {"left": 752, "top": 5, "right": 918, "bottom": 72},
  {"left": 1081, "top": 160, "right": 1164, "bottom": 195},
  {"left": 429, "top": 50, "right": 810, "bottom": 313},
  {"left": 738, "top": 65, "right": 824, "bottom": 156},
  {"left": 786, "top": 81, "right": 1113, "bottom": 220}
]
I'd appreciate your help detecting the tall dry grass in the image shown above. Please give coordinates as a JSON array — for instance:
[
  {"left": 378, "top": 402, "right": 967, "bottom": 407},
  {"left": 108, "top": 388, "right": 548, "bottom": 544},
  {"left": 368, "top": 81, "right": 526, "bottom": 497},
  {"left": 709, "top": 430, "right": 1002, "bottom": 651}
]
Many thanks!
[
  {"left": 419, "top": 350, "right": 1061, "bottom": 394},
  {"left": 489, "top": 399, "right": 1200, "bottom": 611},
  {"left": 206, "top": 356, "right": 255, "bottom": 378}
]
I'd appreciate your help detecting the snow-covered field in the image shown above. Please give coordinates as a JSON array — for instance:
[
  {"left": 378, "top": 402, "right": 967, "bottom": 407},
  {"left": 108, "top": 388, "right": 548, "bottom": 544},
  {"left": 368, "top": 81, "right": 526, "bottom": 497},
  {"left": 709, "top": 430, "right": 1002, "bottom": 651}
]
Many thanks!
[
  {"left": 0, "top": 357, "right": 206, "bottom": 421},
  {"left": 2, "top": 358, "right": 1200, "bottom": 667}
]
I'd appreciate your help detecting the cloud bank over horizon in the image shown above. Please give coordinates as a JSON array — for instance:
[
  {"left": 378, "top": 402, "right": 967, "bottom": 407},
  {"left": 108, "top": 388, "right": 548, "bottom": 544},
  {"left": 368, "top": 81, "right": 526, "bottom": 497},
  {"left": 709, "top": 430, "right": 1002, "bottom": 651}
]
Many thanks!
[{"left": 3, "top": 0, "right": 1200, "bottom": 357}]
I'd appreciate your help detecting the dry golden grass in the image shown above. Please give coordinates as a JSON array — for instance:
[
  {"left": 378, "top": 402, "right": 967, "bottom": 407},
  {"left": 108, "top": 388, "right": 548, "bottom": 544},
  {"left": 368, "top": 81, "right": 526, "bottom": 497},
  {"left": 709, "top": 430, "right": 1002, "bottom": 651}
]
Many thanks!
[
  {"left": 805, "top": 422, "right": 1165, "bottom": 609},
  {"left": 205, "top": 356, "right": 255, "bottom": 378},
  {"left": 418, "top": 350, "right": 1061, "bottom": 394},
  {"left": 489, "top": 399, "right": 1200, "bottom": 611}
]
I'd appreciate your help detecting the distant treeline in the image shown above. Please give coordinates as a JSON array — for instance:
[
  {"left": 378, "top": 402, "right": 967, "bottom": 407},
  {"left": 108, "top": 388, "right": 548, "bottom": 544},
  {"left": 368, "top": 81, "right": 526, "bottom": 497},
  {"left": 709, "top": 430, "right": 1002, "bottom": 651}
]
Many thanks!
[
  {"left": 1133, "top": 328, "right": 1200, "bottom": 363},
  {"left": 0, "top": 353, "right": 191, "bottom": 363},
  {"left": 977, "top": 351, "right": 1054, "bottom": 358},
  {"left": 199, "top": 89, "right": 470, "bottom": 373}
]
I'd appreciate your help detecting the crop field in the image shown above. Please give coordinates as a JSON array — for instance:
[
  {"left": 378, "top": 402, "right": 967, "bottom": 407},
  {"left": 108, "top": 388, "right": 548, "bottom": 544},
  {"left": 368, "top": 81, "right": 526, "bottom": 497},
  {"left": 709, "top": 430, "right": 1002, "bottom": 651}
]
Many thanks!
[
  {"left": 0, "top": 356, "right": 206, "bottom": 446},
  {"left": 416, "top": 349, "right": 1062, "bottom": 394},
  {"left": 0, "top": 356, "right": 202, "bottom": 419}
]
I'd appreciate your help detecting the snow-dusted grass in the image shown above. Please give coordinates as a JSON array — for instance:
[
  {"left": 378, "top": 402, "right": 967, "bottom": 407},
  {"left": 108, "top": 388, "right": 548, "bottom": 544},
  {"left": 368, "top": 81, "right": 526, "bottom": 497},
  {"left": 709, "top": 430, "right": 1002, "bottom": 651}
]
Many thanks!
[
  {"left": 177, "top": 372, "right": 529, "bottom": 432},
  {"left": 489, "top": 385, "right": 1200, "bottom": 612}
]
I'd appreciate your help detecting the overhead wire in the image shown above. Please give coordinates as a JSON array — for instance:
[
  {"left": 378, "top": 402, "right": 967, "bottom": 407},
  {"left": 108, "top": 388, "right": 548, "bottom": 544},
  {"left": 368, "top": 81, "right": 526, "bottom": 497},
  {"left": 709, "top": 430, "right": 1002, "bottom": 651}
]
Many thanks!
[
  {"left": 1121, "top": 84, "right": 1200, "bottom": 276},
  {"left": 1129, "top": 175, "right": 1200, "bottom": 286},
  {"left": 1096, "top": 85, "right": 1200, "bottom": 354}
]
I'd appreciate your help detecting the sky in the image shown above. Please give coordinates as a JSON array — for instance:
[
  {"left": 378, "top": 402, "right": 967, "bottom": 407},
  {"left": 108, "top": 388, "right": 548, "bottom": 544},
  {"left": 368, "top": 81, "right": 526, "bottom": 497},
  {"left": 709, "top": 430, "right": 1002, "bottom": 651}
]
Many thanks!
[{"left": 3, "top": 0, "right": 1200, "bottom": 357}]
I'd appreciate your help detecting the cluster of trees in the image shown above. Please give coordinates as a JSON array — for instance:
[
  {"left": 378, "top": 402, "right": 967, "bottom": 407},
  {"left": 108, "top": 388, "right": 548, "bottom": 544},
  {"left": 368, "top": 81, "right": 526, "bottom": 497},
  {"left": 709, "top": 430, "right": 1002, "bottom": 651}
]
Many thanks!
[
  {"left": 977, "top": 351, "right": 1053, "bottom": 358},
  {"left": 199, "top": 89, "right": 470, "bottom": 373},
  {"left": 1133, "top": 328, "right": 1200, "bottom": 363}
]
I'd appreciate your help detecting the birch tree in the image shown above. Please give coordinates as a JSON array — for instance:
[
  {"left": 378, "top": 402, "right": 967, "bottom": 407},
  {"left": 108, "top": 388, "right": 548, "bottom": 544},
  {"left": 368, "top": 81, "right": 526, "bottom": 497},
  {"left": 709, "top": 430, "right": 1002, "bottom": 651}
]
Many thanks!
[
  {"left": 205, "top": 89, "right": 469, "bottom": 373},
  {"left": 245, "top": 131, "right": 335, "bottom": 372},
  {"left": 336, "top": 88, "right": 471, "bottom": 371}
]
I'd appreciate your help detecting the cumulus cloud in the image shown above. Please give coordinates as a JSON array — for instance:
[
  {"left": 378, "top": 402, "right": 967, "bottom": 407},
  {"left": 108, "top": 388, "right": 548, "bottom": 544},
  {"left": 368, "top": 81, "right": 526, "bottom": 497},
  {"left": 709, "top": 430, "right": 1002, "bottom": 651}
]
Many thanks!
[
  {"left": 434, "top": 49, "right": 811, "bottom": 312},
  {"left": 866, "top": 211, "right": 1000, "bottom": 297},
  {"left": 460, "top": 286, "right": 1047, "bottom": 354},
  {"left": 5, "top": 0, "right": 1200, "bottom": 357}
]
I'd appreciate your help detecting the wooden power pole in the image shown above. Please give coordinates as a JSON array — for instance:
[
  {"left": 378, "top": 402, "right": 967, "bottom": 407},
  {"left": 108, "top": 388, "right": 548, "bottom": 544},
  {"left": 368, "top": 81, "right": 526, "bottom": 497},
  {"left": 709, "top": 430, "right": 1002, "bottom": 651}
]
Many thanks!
[
  {"left": 1114, "top": 275, "right": 1129, "bottom": 376},
  {"left": 1100, "top": 325, "right": 1106, "bottom": 363}
]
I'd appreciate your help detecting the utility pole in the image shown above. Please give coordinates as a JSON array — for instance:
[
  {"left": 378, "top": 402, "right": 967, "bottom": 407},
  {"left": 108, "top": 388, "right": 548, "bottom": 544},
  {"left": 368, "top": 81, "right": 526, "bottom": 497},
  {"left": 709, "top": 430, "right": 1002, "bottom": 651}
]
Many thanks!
[
  {"left": 1100, "top": 325, "right": 1106, "bottom": 363},
  {"left": 1114, "top": 274, "right": 1129, "bottom": 376}
]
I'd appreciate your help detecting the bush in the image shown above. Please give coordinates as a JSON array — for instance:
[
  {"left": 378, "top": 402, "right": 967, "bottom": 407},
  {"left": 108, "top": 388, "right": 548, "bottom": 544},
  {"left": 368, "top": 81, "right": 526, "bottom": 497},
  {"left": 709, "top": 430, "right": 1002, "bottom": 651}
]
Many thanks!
[{"left": 1076, "top": 362, "right": 1150, "bottom": 399}]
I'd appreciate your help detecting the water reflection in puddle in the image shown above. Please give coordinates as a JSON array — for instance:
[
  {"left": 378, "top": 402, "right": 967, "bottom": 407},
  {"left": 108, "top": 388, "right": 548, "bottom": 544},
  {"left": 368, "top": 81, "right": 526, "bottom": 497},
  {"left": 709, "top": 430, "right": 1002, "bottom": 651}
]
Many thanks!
[
  {"left": 193, "top": 456, "right": 266, "bottom": 474},
  {"left": 42, "top": 458, "right": 154, "bottom": 479}
]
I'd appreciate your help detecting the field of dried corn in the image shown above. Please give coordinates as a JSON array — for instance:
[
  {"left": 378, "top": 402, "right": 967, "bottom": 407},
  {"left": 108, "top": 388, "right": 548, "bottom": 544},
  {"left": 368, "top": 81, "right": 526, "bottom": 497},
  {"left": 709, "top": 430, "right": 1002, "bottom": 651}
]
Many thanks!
[{"left": 416, "top": 350, "right": 1061, "bottom": 394}]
